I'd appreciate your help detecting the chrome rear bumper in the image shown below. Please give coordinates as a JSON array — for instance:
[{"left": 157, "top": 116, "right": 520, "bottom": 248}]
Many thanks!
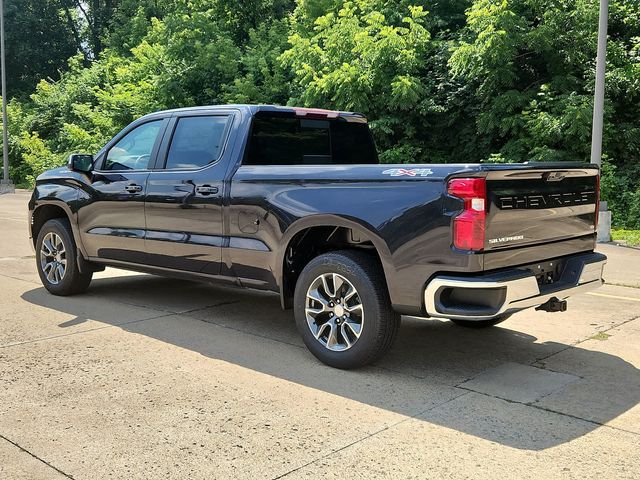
[{"left": 424, "top": 252, "right": 607, "bottom": 321}]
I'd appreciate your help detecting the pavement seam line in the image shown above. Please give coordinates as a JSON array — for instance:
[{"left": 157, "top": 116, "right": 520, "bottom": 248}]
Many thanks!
[
  {"left": 605, "top": 281, "right": 640, "bottom": 290},
  {"left": 454, "top": 385, "right": 640, "bottom": 438},
  {"left": 179, "top": 307, "right": 306, "bottom": 349},
  {"left": 533, "top": 314, "right": 640, "bottom": 366},
  {"left": 0, "top": 433, "right": 75, "bottom": 479},
  {"left": 82, "top": 296, "right": 241, "bottom": 316},
  {"left": 0, "top": 299, "right": 244, "bottom": 349},
  {"left": 0, "top": 271, "right": 40, "bottom": 285},
  {"left": 134, "top": 310, "right": 469, "bottom": 391},
  {"left": 272, "top": 391, "right": 471, "bottom": 479},
  {"left": 0, "top": 266, "right": 244, "bottom": 316},
  {"left": 0, "top": 255, "right": 35, "bottom": 261},
  {"left": 447, "top": 315, "right": 640, "bottom": 439},
  {"left": 177, "top": 300, "right": 242, "bottom": 315},
  {"left": 0, "top": 313, "right": 175, "bottom": 349}
]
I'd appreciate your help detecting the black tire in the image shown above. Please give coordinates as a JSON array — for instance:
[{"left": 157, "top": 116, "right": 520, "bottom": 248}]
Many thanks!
[
  {"left": 293, "top": 250, "right": 400, "bottom": 369},
  {"left": 450, "top": 314, "right": 511, "bottom": 329},
  {"left": 36, "top": 218, "right": 93, "bottom": 296}
]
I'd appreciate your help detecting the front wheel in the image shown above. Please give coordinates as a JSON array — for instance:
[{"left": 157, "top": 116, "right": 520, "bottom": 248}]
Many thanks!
[
  {"left": 293, "top": 250, "right": 400, "bottom": 369},
  {"left": 36, "top": 218, "right": 93, "bottom": 296}
]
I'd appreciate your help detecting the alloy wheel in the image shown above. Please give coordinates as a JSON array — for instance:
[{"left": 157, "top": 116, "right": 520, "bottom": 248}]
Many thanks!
[
  {"left": 40, "top": 232, "right": 67, "bottom": 285},
  {"left": 305, "top": 273, "right": 364, "bottom": 351}
]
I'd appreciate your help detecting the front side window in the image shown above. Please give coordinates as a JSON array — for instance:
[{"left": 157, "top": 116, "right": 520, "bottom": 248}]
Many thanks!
[
  {"left": 165, "top": 116, "right": 229, "bottom": 169},
  {"left": 104, "top": 120, "right": 163, "bottom": 171}
]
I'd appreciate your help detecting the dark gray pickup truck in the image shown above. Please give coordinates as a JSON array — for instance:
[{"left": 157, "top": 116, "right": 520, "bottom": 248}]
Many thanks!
[{"left": 29, "top": 104, "right": 606, "bottom": 368}]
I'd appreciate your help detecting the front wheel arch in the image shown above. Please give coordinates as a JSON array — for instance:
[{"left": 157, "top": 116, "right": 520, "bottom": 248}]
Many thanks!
[
  {"left": 32, "top": 201, "right": 97, "bottom": 273},
  {"left": 31, "top": 200, "right": 86, "bottom": 253},
  {"left": 31, "top": 203, "right": 69, "bottom": 248}
]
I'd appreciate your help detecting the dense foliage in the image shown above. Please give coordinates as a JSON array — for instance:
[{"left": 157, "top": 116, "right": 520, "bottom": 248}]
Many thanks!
[{"left": 2, "top": 0, "right": 639, "bottom": 227}]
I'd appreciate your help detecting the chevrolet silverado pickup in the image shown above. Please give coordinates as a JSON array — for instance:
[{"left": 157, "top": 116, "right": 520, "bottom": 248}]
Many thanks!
[{"left": 28, "top": 104, "right": 607, "bottom": 368}]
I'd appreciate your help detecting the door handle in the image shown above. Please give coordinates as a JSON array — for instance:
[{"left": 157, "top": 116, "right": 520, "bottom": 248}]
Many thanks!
[
  {"left": 125, "top": 184, "right": 143, "bottom": 193},
  {"left": 195, "top": 185, "right": 219, "bottom": 195}
]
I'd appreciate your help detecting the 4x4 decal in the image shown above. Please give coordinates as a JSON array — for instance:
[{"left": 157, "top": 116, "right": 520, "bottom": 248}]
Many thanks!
[{"left": 382, "top": 168, "right": 433, "bottom": 177}]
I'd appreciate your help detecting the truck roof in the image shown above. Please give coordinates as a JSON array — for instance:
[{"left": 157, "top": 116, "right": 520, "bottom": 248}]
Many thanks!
[{"left": 142, "top": 104, "right": 367, "bottom": 122}]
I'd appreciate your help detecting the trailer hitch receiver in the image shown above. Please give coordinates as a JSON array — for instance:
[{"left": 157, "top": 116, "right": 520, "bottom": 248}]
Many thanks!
[{"left": 535, "top": 297, "right": 567, "bottom": 313}]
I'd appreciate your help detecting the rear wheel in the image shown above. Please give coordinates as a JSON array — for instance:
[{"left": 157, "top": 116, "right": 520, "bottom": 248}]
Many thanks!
[
  {"left": 294, "top": 250, "right": 400, "bottom": 369},
  {"left": 36, "top": 218, "right": 93, "bottom": 296},
  {"left": 450, "top": 315, "right": 511, "bottom": 329}
]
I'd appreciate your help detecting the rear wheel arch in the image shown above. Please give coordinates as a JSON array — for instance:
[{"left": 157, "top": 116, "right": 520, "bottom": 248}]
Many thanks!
[{"left": 278, "top": 218, "right": 393, "bottom": 309}]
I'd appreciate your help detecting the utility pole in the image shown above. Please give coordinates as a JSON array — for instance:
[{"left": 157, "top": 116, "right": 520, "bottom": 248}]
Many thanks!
[
  {"left": 590, "top": 0, "right": 608, "bottom": 167},
  {"left": 0, "top": 0, "right": 14, "bottom": 194},
  {"left": 591, "top": 0, "right": 610, "bottom": 241}
]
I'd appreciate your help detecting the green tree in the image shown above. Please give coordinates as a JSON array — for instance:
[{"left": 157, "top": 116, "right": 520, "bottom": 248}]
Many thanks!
[
  {"left": 448, "top": 0, "right": 640, "bottom": 226},
  {"left": 223, "top": 19, "right": 293, "bottom": 104},
  {"left": 5, "top": 0, "right": 640, "bottom": 229},
  {"left": 3, "top": 0, "right": 78, "bottom": 97},
  {"left": 449, "top": 0, "right": 640, "bottom": 164},
  {"left": 282, "top": 0, "right": 433, "bottom": 162}
]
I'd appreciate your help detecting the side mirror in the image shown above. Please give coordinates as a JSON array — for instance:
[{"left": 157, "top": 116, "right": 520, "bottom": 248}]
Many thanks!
[{"left": 68, "top": 153, "right": 94, "bottom": 173}]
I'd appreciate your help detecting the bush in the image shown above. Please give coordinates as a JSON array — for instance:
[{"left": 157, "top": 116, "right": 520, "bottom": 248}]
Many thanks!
[
  {"left": 601, "top": 159, "right": 640, "bottom": 229},
  {"left": 4, "top": 0, "right": 640, "bottom": 230}
]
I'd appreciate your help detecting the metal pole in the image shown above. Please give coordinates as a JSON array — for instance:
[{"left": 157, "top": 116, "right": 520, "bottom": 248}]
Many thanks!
[
  {"left": 590, "top": 0, "right": 608, "bottom": 167},
  {"left": 0, "top": 0, "right": 9, "bottom": 181}
]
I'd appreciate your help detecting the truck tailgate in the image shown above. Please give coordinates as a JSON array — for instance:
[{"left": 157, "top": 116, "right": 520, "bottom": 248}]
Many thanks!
[{"left": 484, "top": 167, "right": 598, "bottom": 251}]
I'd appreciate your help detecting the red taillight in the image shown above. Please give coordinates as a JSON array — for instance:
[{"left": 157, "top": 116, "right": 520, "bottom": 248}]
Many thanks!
[
  {"left": 448, "top": 178, "right": 486, "bottom": 251},
  {"left": 594, "top": 173, "right": 600, "bottom": 231}
]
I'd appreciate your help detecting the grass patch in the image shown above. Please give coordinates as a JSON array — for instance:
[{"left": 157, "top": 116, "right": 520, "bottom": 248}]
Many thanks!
[
  {"left": 590, "top": 332, "right": 611, "bottom": 341},
  {"left": 611, "top": 229, "right": 640, "bottom": 247}
]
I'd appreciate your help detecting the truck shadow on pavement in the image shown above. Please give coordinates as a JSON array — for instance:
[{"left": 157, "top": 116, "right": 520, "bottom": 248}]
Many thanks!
[{"left": 22, "top": 273, "right": 640, "bottom": 451}]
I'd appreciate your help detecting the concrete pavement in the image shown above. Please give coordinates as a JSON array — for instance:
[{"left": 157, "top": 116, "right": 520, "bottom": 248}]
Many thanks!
[{"left": 1, "top": 191, "right": 639, "bottom": 479}]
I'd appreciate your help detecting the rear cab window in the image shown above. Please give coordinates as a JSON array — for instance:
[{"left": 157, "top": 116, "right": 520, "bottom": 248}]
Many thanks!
[{"left": 244, "top": 114, "right": 378, "bottom": 166}]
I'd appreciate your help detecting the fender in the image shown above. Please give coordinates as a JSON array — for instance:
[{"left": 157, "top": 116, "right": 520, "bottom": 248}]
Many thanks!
[
  {"left": 30, "top": 183, "right": 89, "bottom": 259},
  {"left": 275, "top": 214, "right": 395, "bottom": 307}
]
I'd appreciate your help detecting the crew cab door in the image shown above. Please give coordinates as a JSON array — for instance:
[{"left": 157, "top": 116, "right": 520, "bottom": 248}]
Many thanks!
[
  {"left": 79, "top": 118, "right": 168, "bottom": 263},
  {"left": 143, "top": 111, "right": 234, "bottom": 275}
]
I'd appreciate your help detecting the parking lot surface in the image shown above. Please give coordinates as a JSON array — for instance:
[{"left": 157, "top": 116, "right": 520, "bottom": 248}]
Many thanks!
[{"left": 1, "top": 191, "right": 639, "bottom": 479}]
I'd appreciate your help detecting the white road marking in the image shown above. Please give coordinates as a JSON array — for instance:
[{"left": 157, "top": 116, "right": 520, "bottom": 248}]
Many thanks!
[{"left": 587, "top": 292, "right": 640, "bottom": 302}]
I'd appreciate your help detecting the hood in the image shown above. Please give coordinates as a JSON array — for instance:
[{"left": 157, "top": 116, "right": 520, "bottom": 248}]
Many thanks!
[{"left": 36, "top": 166, "right": 74, "bottom": 182}]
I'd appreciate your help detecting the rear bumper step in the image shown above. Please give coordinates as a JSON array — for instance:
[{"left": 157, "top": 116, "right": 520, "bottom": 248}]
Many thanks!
[{"left": 424, "top": 252, "right": 606, "bottom": 321}]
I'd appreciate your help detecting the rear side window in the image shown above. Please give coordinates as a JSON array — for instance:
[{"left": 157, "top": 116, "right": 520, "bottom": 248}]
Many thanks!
[
  {"left": 165, "top": 116, "right": 229, "bottom": 169},
  {"left": 244, "top": 116, "right": 377, "bottom": 166}
]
